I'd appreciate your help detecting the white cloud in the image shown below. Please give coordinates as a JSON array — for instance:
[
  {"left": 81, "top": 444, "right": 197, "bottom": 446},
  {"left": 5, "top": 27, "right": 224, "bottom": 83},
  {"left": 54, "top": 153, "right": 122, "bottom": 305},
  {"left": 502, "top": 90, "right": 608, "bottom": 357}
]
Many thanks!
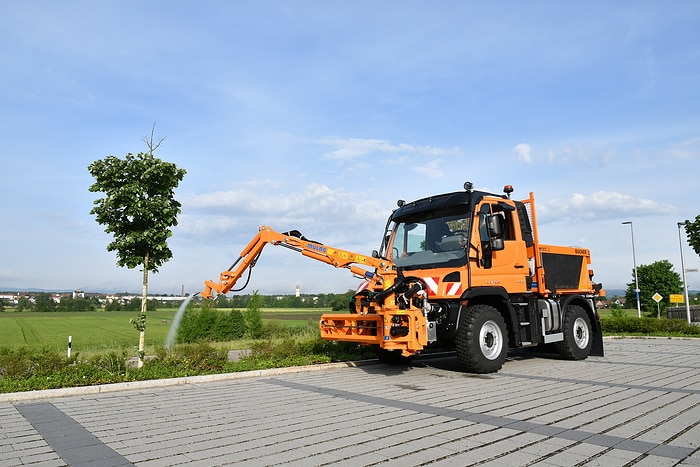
[
  {"left": 180, "top": 182, "right": 388, "bottom": 245},
  {"left": 514, "top": 143, "right": 532, "bottom": 163},
  {"left": 539, "top": 143, "right": 619, "bottom": 167},
  {"left": 413, "top": 158, "right": 444, "bottom": 178},
  {"left": 665, "top": 137, "right": 700, "bottom": 160},
  {"left": 317, "top": 137, "right": 460, "bottom": 161},
  {"left": 538, "top": 191, "right": 676, "bottom": 223}
]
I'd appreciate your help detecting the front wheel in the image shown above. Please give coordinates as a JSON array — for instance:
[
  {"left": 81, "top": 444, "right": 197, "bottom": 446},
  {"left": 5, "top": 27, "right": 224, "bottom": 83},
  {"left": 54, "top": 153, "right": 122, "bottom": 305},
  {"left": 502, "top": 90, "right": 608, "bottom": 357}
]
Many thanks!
[
  {"left": 555, "top": 304, "right": 593, "bottom": 360},
  {"left": 455, "top": 304, "right": 508, "bottom": 373}
]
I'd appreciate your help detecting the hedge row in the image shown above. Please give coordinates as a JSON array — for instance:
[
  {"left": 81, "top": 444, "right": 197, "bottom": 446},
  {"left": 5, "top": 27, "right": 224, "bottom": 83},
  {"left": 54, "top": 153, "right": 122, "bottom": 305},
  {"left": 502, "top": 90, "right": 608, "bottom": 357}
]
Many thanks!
[
  {"left": 601, "top": 317, "right": 700, "bottom": 336},
  {"left": 0, "top": 339, "right": 373, "bottom": 393}
]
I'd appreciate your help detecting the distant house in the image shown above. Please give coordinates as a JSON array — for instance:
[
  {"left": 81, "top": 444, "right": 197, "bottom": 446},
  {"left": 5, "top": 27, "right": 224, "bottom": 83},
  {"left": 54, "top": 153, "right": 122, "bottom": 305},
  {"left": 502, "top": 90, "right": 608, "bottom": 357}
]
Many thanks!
[
  {"left": 105, "top": 294, "right": 186, "bottom": 304},
  {"left": 0, "top": 294, "right": 18, "bottom": 304}
]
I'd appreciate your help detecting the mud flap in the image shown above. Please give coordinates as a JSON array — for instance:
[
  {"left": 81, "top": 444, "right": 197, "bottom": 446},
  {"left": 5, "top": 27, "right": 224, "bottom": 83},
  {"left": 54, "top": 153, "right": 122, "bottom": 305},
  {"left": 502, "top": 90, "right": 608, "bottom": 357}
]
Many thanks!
[{"left": 590, "top": 327, "right": 604, "bottom": 357}]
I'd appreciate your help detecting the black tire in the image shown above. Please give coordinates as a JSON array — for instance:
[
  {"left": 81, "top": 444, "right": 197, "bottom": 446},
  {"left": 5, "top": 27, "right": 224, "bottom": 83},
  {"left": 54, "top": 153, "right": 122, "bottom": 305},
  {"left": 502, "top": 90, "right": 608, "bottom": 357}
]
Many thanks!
[
  {"left": 555, "top": 304, "right": 593, "bottom": 360},
  {"left": 376, "top": 348, "right": 414, "bottom": 366},
  {"left": 455, "top": 304, "right": 508, "bottom": 373}
]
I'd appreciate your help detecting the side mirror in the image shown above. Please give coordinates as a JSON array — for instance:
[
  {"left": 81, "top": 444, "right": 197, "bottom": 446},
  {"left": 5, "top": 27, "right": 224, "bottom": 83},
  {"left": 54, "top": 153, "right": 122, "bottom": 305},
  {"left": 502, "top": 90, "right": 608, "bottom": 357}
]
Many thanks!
[
  {"left": 487, "top": 215, "right": 502, "bottom": 237},
  {"left": 486, "top": 214, "right": 505, "bottom": 251},
  {"left": 478, "top": 206, "right": 493, "bottom": 267},
  {"left": 478, "top": 210, "right": 506, "bottom": 268},
  {"left": 490, "top": 238, "right": 504, "bottom": 251}
]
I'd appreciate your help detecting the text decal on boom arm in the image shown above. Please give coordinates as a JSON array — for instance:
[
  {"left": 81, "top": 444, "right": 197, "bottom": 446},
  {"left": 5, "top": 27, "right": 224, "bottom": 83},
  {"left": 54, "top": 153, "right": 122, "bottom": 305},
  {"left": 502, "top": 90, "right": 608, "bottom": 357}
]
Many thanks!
[{"left": 307, "top": 243, "right": 327, "bottom": 253}]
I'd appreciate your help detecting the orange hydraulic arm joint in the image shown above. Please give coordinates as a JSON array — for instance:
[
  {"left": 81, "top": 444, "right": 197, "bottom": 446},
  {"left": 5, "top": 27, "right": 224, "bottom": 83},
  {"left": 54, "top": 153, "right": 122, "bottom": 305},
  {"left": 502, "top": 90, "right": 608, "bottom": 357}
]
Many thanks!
[{"left": 201, "top": 226, "right": 390, "bottom": 299}]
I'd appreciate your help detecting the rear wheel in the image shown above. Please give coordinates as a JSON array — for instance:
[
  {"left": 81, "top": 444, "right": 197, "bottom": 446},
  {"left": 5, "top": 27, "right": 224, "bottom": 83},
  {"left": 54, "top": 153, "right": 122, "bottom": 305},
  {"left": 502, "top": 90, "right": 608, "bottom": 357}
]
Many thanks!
[
  {"left": 555, "top": 304, "right": 592, "bottom": 360},
  {"left": 456, "top": 304, "right": 508, "bottom": 373}
]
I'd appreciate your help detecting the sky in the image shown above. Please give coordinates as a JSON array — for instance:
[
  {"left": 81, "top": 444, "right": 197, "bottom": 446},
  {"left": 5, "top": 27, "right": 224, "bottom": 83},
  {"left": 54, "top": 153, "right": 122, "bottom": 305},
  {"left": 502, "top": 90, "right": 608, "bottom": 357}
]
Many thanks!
[{"left": 1, "top": 1, "right": 700, "bottom": 296}]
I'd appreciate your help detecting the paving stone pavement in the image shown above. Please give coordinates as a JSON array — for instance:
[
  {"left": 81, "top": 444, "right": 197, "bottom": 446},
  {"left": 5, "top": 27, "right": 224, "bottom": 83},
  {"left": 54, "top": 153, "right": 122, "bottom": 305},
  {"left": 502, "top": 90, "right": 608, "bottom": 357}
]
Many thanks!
[{"left": 1, "top": 337, "right": 699, "bottom": 466}]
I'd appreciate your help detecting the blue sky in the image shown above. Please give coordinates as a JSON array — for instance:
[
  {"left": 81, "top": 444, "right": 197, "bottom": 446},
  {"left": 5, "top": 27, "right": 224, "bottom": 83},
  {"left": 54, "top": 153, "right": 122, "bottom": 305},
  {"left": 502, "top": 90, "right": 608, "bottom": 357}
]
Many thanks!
[{"left": 1, "top": 1, "right": 699, "bottom": 296}]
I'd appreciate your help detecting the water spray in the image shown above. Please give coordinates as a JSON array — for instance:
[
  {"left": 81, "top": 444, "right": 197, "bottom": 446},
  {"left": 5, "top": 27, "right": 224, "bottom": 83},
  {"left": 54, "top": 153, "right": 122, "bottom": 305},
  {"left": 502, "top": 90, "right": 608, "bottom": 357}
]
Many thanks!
[{"left": 165, "top": 292, "right": 200, "bottom": 348}]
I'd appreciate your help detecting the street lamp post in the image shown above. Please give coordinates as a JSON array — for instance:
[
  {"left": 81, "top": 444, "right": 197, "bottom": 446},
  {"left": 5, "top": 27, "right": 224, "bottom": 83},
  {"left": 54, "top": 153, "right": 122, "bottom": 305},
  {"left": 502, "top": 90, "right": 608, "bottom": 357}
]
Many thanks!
[
  {"left": 622, "top": 221, "right": 642, "bottom": 318},
  {"left": 677, "top": 222, "right": 692, "bottom": 324}
]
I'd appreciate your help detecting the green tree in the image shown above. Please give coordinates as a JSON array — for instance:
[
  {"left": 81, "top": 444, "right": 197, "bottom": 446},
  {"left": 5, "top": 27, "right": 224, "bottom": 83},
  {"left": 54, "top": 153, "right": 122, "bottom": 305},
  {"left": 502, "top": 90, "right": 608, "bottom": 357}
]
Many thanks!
[
  {"left": 88, "top": 127, "right": 186, "bottom": 367},
  {"left": 215, "top": 294, "right": 232, "bottom": 309},
  {"left": 230, "top": 309, "right": 247, "bottom": 339},
  {"left": 683, "top": 216, "right": 700, "bottom": 258},
  {"left": 177, "top": 301, "right": 245, "bottom": 343},
  {"left": 16, "top": 297, "right": 32, "bottom": 312},
  {"left": 245, "top": 291, "right": 264, "bottom": 338},
  {"left": 625, "top": 260, "right": 683, "bottom": 317},
  {"left": 229, "top": 294, "right": 249, "bottom": 308},
  {"left": 34, "top": 293, "right": 57, "bottom": 312},
  {"left": 175, "top": 304, "right": 199, "bottom": 344},
  {"left": 105, "top": 300, "right": 122, "bottom": 311},
  {"left": 331, "top": 289, "right": 355, "bottom": 311},
  {"left": 56, "top": 297, "right": 95, "bottom": 312},
  {"left": 211, "top": 310, "right": 234, "bottom": 341},
  {"left": 123, "top": 297, "right": 158, "bottom": 312},
  {"left": 198, "top": 306, "right": 218, "bottom": 339}
]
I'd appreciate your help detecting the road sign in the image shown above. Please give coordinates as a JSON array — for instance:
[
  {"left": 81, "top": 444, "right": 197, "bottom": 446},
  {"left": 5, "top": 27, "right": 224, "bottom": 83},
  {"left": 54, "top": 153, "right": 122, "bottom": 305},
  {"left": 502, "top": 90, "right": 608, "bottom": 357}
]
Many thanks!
[
  {"left": 652, "top": 293, "right": 663, "bottom": 303},
  {"left": 670, "top": 294, "right": 684, "bottom": 303}
]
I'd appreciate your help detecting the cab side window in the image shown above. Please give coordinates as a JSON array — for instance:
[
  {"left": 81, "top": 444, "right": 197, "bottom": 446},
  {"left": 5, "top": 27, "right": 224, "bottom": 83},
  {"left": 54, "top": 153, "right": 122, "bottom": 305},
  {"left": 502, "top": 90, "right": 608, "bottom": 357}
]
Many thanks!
[{"left": 490, "top": 204, "right": 515, "bottom": 241}]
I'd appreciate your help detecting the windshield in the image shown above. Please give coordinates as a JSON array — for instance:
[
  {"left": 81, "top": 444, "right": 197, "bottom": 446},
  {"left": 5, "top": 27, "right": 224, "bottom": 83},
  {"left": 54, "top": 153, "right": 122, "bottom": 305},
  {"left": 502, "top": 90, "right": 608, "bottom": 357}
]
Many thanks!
[{"left": 388, "top": 210, "right": 472, "bottom": 270}]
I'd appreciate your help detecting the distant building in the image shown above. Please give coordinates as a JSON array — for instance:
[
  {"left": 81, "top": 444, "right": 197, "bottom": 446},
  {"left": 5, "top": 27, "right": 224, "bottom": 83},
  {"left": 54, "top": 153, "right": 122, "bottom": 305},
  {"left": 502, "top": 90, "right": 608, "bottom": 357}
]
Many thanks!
[
  {"left": 105, "top": 294, "right": 187, "bottom": 304},
  {"left": 0, "top": 294, "right": 18, "bottom": 304}
]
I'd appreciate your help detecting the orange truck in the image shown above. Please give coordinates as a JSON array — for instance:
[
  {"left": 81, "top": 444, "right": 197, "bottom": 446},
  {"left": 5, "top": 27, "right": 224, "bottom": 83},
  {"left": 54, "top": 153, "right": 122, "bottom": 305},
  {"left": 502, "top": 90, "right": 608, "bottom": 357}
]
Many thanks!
[{"left": 202, "top": 183, "right": 604, "bottom": 373}]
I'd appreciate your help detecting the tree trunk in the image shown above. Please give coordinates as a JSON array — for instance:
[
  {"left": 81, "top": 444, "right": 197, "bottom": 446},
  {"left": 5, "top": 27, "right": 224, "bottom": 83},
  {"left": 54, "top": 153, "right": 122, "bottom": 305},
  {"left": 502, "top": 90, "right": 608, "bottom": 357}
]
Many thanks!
[{"left": 137, "top": 252, "right": 149, "bottom": 368}]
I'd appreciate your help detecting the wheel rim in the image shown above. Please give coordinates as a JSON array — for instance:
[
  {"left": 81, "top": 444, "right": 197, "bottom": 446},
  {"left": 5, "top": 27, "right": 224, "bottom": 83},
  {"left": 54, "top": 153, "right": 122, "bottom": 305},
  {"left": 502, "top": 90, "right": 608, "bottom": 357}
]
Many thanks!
[
  {"left": 573, "top": 317, "right": 590, "bottom": 349},
  {"left": 480, "top": 320, "right": 503, "bottom": 360}
]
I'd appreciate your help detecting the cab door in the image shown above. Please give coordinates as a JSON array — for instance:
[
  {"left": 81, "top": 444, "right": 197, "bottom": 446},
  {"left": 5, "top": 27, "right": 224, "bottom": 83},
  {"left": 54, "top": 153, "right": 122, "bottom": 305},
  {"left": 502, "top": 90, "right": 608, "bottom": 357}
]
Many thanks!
[{"left": 471, "top": 199, "right": 529, "bottom": 293}]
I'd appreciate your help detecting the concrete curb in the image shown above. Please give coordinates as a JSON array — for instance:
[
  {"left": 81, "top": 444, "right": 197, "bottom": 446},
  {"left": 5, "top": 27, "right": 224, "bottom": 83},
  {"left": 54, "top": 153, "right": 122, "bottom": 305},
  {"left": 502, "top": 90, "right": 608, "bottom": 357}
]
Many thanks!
[{"left": 0, "top": 359, "right": 379, "bottom": 404}]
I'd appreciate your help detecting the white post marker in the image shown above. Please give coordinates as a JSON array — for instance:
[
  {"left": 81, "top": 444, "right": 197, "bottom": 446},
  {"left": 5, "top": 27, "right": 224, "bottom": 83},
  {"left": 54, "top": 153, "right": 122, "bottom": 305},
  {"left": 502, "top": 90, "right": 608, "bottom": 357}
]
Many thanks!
[{"left": 68, "top": 335, "right": 72, "bottom": 358}]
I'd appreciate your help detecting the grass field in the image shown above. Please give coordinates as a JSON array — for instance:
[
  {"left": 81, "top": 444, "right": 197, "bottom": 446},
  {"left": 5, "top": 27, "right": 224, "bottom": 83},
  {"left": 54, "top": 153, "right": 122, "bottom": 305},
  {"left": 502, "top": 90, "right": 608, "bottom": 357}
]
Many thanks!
[
  {"left": 597, "top": 308, "right": 639, "bottom": 318},
  {"left": 0, "top": 308, "right": 326, "bottom": 354}
]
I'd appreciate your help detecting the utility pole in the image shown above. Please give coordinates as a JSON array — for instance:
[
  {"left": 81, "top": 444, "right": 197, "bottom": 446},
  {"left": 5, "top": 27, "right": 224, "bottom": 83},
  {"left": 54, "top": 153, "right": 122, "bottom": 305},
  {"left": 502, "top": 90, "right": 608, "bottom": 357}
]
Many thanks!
[
  {"left": 678, "top": 222, "right": 692, "bottom": 324},
  {"left": 622, "top": 221, "right": 641, "bottom": 318}
]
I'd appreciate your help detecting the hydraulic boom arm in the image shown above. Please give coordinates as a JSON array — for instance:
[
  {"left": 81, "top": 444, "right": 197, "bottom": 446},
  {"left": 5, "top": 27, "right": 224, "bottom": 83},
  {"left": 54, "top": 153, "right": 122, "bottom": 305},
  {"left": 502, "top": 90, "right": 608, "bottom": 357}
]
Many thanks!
[{"left": 201, "top": 226, "right": 394, "bottom": 299}]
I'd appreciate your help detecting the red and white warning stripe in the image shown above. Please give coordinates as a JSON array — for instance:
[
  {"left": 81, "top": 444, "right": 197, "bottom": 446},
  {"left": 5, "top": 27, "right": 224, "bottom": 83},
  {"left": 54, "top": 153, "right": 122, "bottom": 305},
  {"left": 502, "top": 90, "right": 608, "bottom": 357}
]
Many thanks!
[
  {"left": 445, "top": 282, "right": 462, "bottom": 296},
  {"left": 423, "top": 277, "right": 462, "bottom": 297},
  {"left": 423, "top": 277, "right": 439, "bottom": 296}
]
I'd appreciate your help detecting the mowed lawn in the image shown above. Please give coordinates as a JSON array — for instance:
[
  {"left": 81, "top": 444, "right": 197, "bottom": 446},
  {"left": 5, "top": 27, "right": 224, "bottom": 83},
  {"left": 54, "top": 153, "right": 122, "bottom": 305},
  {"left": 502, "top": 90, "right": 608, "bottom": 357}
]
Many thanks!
[
  {"left": 0, "top": 308, "right": 326, "bottom": 353},
  {"left": 0, "top": 310, "right": 178, "bottom": 353}
]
